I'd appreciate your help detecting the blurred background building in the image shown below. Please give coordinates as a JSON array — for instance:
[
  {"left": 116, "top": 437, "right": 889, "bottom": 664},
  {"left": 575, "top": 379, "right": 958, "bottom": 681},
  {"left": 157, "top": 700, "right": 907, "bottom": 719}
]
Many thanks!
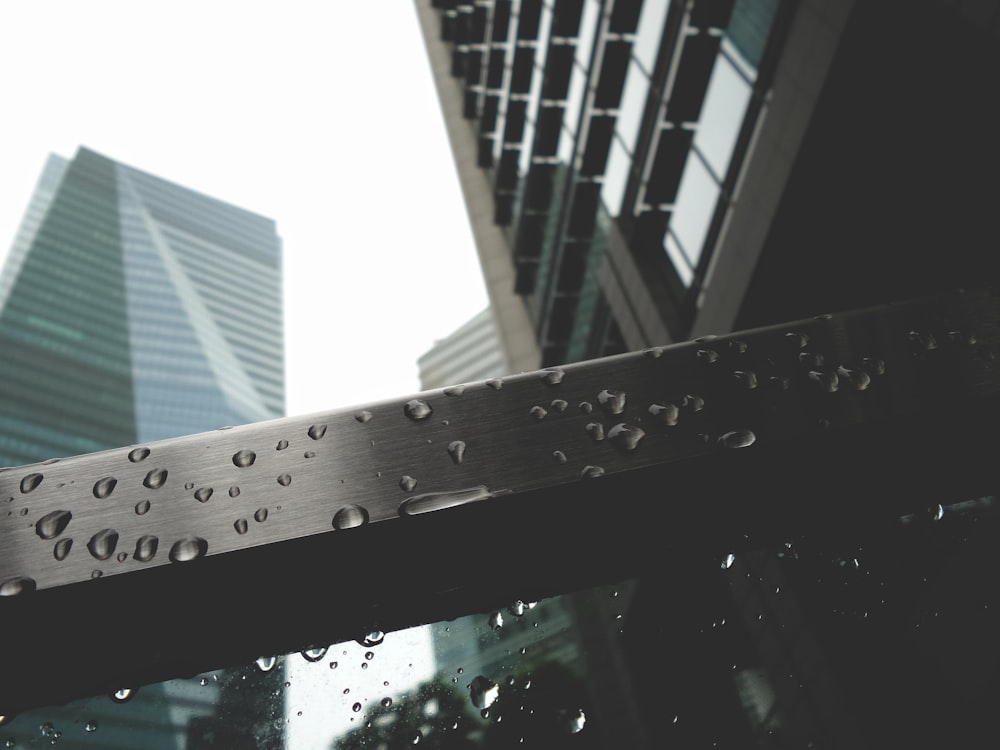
[{"left": 418, "top": 307, "right": 507, "bottom": 388}]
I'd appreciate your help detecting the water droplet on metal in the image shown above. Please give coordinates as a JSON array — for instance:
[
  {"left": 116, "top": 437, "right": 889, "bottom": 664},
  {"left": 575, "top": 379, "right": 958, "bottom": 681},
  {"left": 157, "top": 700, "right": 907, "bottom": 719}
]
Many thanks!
[
  {"left": 93, "top": 477, "right": 117, "bottom": 499},
  {"left": 256, "top": 656, "right": 277, "bottom": 673},
  {"left": 110, "top": 687, "right": 134, "bottom": 703},
  {"left": 232, "top": 450, "right": 256, "bottom": 468},
  {"left": 648, "top": 403, "right": 679, "bottom": 426},
  {"left": 721, "top": 553, "right": 735, "bottom": 570},
  {"left": 585, "top": 422, "right": 605, "bottom": 441},
  {"left": 20, "top": 473, "right": 42, "bottom": 494},
  {"left": 302, "top": 646, "right": 328, "bottom": 662},
  {"left": 87, "top": 529, "right": 118, "bottom": 560},
  {"left": 304, "top": 451, "right": 316, "bottom": 458},
  {"left": 254, "top": 508, "right": 269, "bottom": 523},
  {"left": 135, "top": 500, "right": 150, "bottom": 515},
  {"left": 398, "top": 486, "right": 493, "bottom": 516},
  {"left": 608, "top": 423, "right": 645, "bottom": 451},
  {"left": 53, "top": 538, "right": 72, "bottom": 560},
  {"left": 485, "top": 378, "right": 503, "bottom": 390},
  {"left": 931, "top": 504, "right": 945, "bottom": 522},
  {"left": 194, "top": 487, "right": 213, "bottom": 503},
  {"left": 733, "top": 370, "right": 758, "bottom": 389},
  {"left": 169, "top": 536, "right": 208, "bottom": 563},
  {"left": 134, "top": 535, "right": 158, "bottom": 562},
  {"left": 229, "top": 486, "right": 240, "bottom": 498},
  {"left": 719, "top": 430, "right": 756, "bottom": 449},
  {"left": 785, "top": 331, "right": 809, "bottom": 349},
  {"left": 799, "top": 352, "right": 825, "bottom": 368},
  {"left": 530, "top": 405, "right": 547, "bottom": 420},
  {"left": 558, "top": 708, "right": 586, "bottom": 733},
  {"left": 444, "top": 384, "right": 465, "bottom": 397},
  {"left": 540, "top": 368, "right": 565, "bottom": 385},
  {"left": 908, "top": 330, "right": 938, "bottom": 352},
  {"left": 729, "top": 339, "right": 748, "bottom": 354},
  {"left": 411, "top": 730, "right": 422, "bottom": 744},
  {"left": 91, "top": 570, "right": 102, "bottom": 579},
  {"left": 0, "top": 576, "right": 36, "bottom": 597},
  {"left": 447, "top": 441, "right": 466, "bottom": 464},
  {"left": 359, "top": 630, "right": 385, "bottom": 647},
  {"left": 184, "top": 482, "right": 195, "bottom": 491},
  {"left": 308, "top": 424, "right": 328, "bottom": 440},
  {"left": 644, "top": 346, "right": 665, "bottom": 358},
  {"left": 550, "top": 399, "right": 568, "bottom": 412},
  {"left": 35, "top": 510, "right": 71, "bottom": 539},
  {"left": 352, "top": 702, "right": 362, "bottom": 713},
  {"left": 580, "top": 465, "right": 605, "bottom": 479},
  {"left": 696, "top": 349, "right": 719, "bottom": 364},
  {"left": 128, "top": 447, "right": 150, "bottom": 463},
  {"left": 470, "top": 676, "right": 499, "bottom": 709},
  {"left": 85, "top": 721, "right": 97, "bottom": 733},
  {"left": 143, "top": 468, "right": 167, "bottom": 489},
  {"left": 116, "top": 551, "right": 127, "bottom": 563},
  {"left": 489, "top": 611, "right": 503, "bottom": 630},
  {"left": 808, "top": 370, "right": 839, "bottom": 392},
  {"left": 683, "top": 394, "right": 704, "bottom": 411},
  {"left": 404, "top": 399, "right": 433, "bottom": 421},
  {"left": 508, "top": 600, "right": 527, "bottom": 616},
  {"left": 234, "top": 518, "right": 249, "bottom": 535},
  {"left": 354, "top": 410, "right": 374, "bottom": 425},
  {"left": 579, "top": 401, "right": 593, "bottom": 413},
  {"left": 399, "top": 475, "right": 417, "bottom": 492},
  {"left": 333, "top": 505, "right": 369, "bottom": 530},
  {"left": 553, "top": 450, "right": 567, "bottom": 464},
  {"left": 597, "top": 389, "right": 626, "bottom": 414},
  {"left": 381, "top": 697, "right": 392, "bottom": 708},
  {"left": 276, "top": 439, "right": 289, "bottom": 450},
  {"left": 836, "top": 365, "right": 871, "bottom": 391},
  {"left": 277, "top": 474, "right": 291, "bottom": 487}
]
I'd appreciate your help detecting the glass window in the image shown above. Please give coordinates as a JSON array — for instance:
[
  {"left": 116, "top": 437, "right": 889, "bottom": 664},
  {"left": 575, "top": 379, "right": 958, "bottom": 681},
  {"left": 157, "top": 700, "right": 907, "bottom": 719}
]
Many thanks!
[
  {"left": 601, "top": 135, "right": 631, "bottom": 217},
  {"left": 563, "top": 62, "right": 588, "bottom": 136},
  {"left": 633, "top": 0, "right": 671, "bottom": 75},
  {"left": 664, "top": 228, "right": 694, "bottom": 285},
  {"left": 575, "top": 0, "right": 601, "bottom": 70},
  {"left": 693, "top": 52, "right": 753, "bottom": 179},
  {"left": 669, "top": 150, "right": 719, "bottom": 270},
  {"left": 616, "top": 58, "right": 650, "bottom": 154}
]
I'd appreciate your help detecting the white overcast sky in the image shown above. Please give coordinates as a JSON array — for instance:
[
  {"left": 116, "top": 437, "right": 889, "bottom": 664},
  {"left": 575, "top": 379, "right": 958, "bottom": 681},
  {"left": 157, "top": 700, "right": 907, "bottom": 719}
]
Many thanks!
[{"left": 0, "top": 1, "right": 488, "bottom": 419}]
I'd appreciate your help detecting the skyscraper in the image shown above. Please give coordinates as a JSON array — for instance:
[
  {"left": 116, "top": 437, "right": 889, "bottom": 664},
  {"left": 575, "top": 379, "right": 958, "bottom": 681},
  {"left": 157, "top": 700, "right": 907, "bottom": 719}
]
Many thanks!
[{"left": 0, "top": 146, "right": 284, "bottom": 467}]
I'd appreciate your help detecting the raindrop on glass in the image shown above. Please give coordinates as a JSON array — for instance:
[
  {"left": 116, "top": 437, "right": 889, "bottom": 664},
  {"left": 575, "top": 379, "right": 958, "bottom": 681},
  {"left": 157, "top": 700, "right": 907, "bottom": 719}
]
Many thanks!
[
  {"left": 447, "top": 441, "right": 466, "bottom": 465},
  {"left": 128, "top": 447, "right": 150, "bottom": 463},
  {"left": 133, "top": 535, "right": 158, "bottom": 563},
  {"left": 0, "top": 576, "right": 36, "bottom": 597},
  {"left": 399, "top": 475, "right": 417, "bottom": 492},
  {"left": 254, "top": 508, "right": 269, "bottom": 523},
  {"left": 277, "top": 474, "right": 291, "bottom": 487},
  {"left": 194, "top": 487, "right": 213, "bottom": 503},
  {"left": 469, "top": 676, "right": 499, "bottom": 709},
  {"left": 20, "top": 473, "right": 43, "bottom": 494},
  {"left": 539, "top": 368, "right": 565, "bottom": 385},
  {"left": 143, "top": 468, "right": 168, "bottom": 489},
  {"left": 169, "top": 536, "right": 208, "bottom": 563},
  {"left": 135, "top": 500, "right": 150, "bottom": 515},
  {"left": 233, "top": 450, "right": 256, "bottom": 468},
  {"left": 93, "top": 477, "right": 117, "bottom": 499},
  {"left": 404, "top": 399, "right": 432, "bottom": 421},
  {"left": 53, "top": 538, "right": 72, "bottom": 561},
  {"left": 608, "top": 423, "right": 645, "bottom": 451},
  {"left": 333, "top": 505, "right": 369, "bottom": 530},
  {"left": 87, "top": 529, "right": 118, "bottom": 560},
  {"left": 308, "top": 424, "right": 327, "bottom": 440},
  {"left": 35, "top": 510, "right": 72, "bottom": 539},
  {"left": 719, "top": 430, "right": 756, "bottom": 449}
]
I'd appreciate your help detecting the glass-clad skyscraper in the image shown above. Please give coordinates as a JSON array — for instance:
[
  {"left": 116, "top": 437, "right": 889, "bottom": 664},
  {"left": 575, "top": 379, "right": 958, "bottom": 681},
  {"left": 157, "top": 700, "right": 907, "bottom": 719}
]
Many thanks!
[{"left": 0, "top": 146, "right": 284, "bottom": 467}]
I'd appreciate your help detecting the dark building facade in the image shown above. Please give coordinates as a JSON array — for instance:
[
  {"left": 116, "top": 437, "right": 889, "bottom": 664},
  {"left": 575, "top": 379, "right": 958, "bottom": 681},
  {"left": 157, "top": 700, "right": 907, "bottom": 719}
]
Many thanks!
[{"left": 416, "top": 0, "right": 1000, "bottom": 367}]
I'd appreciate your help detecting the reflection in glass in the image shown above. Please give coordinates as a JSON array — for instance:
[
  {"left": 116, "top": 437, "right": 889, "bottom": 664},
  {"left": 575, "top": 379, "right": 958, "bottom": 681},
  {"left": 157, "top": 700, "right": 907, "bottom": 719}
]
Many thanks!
[
  {"left": 632, "top": 0, "right": 671, "bottom": 75},
  {"left": 669, "top": 150, "right": 719, "bottom": 270},
  {"left": 601, "top": 135, "right": 631, "bottom": 217},
  {"left": 616, "top": 59, "right": 650, "bottom": 154},
  {"left": 575, "top": 0, "right": 601, "bottom": 70},
  {"left": 693, "top": 48, "right": 753, "bottom": 179}
]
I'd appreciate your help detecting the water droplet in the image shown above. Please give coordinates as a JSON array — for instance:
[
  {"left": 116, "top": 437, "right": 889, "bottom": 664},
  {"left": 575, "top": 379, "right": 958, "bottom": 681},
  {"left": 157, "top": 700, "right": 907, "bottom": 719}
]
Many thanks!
[
  {"left": 308, "top": 424, "right": 328, "bottom": 440},
  {"left": 398, "top": 486, "right": 493, "bottom": 516},
  {"left": 359, "top": 631, "right": 385, "bottom": 647},
  {"left": 329, "top": 661, "right": 338, "bottom": 669},
  {"left": 648, "top": 403, "right": 679, "bottom": 426},
  {"left": 470, "top": 676, "right": 499, "bottom": 709},
  {"left": 769, "top": 375, "right": 792, "bottom": 391},
  {"left": 194, "top": 487, "right": 213, "bottom": 503},
  {"left": 411, "top": 730, "right": 422, "bottom": 744},
  {"left": 558, "top": 708, "right": 586, "bottom": 734},
  {"left": 931, "top": 504, "right": 945, "bottom": 521},
  {"left": 399, "top": 475, "right": 418, "bottom": 492},
  {"left": 143, "top": 468, "right": 168, "bottom": 489},
  {"left": 135, "top": 500, "right": 150, "bottom": 515},
  {"left": 0, "top": 576, "right": 35, "bottom": 596},
  {"left": 683, "top": 394, "right": 704, "bottom": 412},
  {"left": 85, "top": 721, "right": 97, "bottom": 733},
  {"left": 91, "top": 570, "right": 102, "bottom": 579},
  {"left": 808, "top": 370, "right": 839, "bottom": 392},
  {"left": 381, "top": 697, "right": 392, "bottom": 708},
  {"left": 444, "top": 384, "right": 465, "bottom": 397},
  {"left": 234, "top": 517, "right": 250, "bottom": 535},
  {"left": 836, "top": 365, "right": 871, "bottom": 391},
  {"left": 785, "top": 331, "right": 809, "bottom": 349},
  {"left": 183, "top": 482, "right": 195, "bottom": 491},
  {"left": 581, "top": 465, "right": 605, "bottom": 479},
  {"left": 332, "top": 505, "right": 369, "bottom": 530},
  {"left": 729, "top": 339, "right": 748, "bottom": 354},
  {"left": 53, "top": 538, "right": 72, "bottom": 560},
  {"left": 352, "top": 702, "right": 362, "bottom": 713},
  {"left": 597, "top": 389, "right": 626, "bottom": 415},
  {"left": 489, "top": 611, "right": 504, "bottom": 630},
  {"left": 485, "top": 378, "right": 503, "bottom": 390},
  {"left": 254, "top": 508, "right": 269, "bottom": 523},
  {"left": 579, "top": 401, "right": 593, "bottom": 413},
  {"left": 719, "top": 430, "right": 756, "bottom": 449},
  {"left": 35, "top": 510, "right": 72, "bottom": 539},
  {"left": 696, "top": 349, "right": 719, "bottom": 364},
  {"left": 256, "top": 656, "right": 277, "bottom": 673},
  {"left": 530, "top": 405, "right": 547, "bottom": 420},
  {"left": 304, "top": 451, "right": 316, "bottom": 458},
  {"left": 227, "top": 485, "right": 241, "bottom": 499},
  {"left": 862, "top": 357, "right": 886, "bottom": 375},
  {"left": 908, "top": 330, "right": 938, "bottom": 352},
  {"left": 539, "top": 368, "right": 565, "bottom": 385},
  {"left": 93, "top": 477, "right": 117, "bottom": 499},
  {"left": 302, "top": 646, "right": 328, "bottom": 662},
  {"left": 116, "top": 551, "right": 128, "bottom": 563},
  {"left": 585, "top": 422, "right": 605, "bottom": 441},
  {"left": 134, "top": 535, "right": 158, "bottom": 562},
  {"left": 721, "top": 553, "right": 735, "bottom": 570},
  {"left": 277, "top": 474, "right": 291, "bottom": 487},
  {"left": 19, "top": 473, "right": 42, "bottom": 494},
  {"left": 608, "top": 423, "right": 645, "bottom": 451},
  {"left": 447, "top": 441, "right": 466, "bottom": 464},
  {"left": 799, "top": 352, "right": 825, "bottom": 368},
  {"left": 128, "top": 447, "right": 150, "bottom": 463},
  {"left": 169, "top": 536, "right": 208, "bottom": 563},
  {"left": 87, "top": 529, "right": 118, "bottom": 560},
  {"left": 404, "top": 399, "right": 432, "bottom": 421},
  {"left": 509, "top": 600, "right": 528, "bottom": 616},
  {"left": 232, "top": 450, "right": 256, "bottom": 468},
  {"left": 110, "top": 688, "right": 134, "bottom": 703},
  {"left": 732, "top": 370, "right": 758, "bottom": 389},
  {"left": 553, "top": 450, "right": 567, "bottom": 463}
]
